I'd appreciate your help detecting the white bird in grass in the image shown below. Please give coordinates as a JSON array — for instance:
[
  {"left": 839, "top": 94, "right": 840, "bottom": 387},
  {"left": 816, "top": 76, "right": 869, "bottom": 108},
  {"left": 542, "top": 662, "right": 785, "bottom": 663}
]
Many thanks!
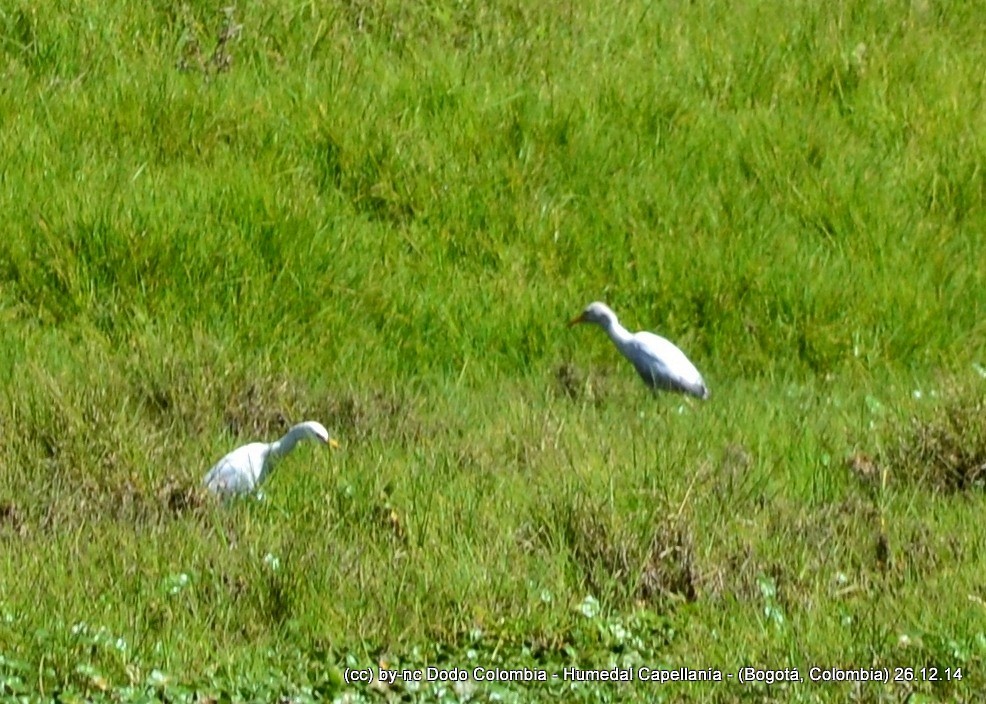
[
  {"left": 203, "top": 421, "right": 339, "bottom": 497},
  {"left": 569, "top": 301, "right": 710, "bottom": 399}
]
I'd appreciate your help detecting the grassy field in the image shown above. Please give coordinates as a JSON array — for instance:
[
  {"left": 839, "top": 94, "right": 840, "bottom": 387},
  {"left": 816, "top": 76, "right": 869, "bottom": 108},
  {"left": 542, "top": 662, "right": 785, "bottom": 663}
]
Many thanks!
[{"left": 1, "top": 0, "right": 985, "bottom": 701}]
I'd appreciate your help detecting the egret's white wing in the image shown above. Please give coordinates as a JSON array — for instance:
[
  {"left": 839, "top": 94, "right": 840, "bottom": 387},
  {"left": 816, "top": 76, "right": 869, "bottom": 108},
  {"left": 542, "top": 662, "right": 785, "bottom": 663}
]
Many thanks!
[
  {"left": 628, "top": 332, "right": 708, "bottom": 398},
  {"left": 203, "top": 443, "right": 269, "bottom": 496}
]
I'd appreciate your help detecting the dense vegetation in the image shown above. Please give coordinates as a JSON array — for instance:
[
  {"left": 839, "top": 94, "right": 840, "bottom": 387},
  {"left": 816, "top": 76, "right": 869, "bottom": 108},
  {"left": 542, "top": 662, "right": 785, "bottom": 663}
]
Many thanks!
[{"left": 1, "top": 0, "right": 984, "bottom": 701}]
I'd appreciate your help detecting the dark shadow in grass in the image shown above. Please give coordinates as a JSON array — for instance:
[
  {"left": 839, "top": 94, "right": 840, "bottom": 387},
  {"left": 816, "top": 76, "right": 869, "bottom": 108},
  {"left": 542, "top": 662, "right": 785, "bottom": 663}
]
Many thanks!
[
  {"left": 551, "top": 362, "right": 609, "bottom": 406},
  {"left": 554, "top": 362, "right": 584, "bottom": 401},
  {"left": 104, "top": 476, "right": 213, "bottom": 527},
  {"left": 316, "top": 389, "right": 423, "bottom": 447},
  {"left": 543, "top": 495, "right": 697, "bottom": 608},
  {"left": 637, "top": 520, "right": 698, "bottom": 604},
  {"left": 883, "top": 394, "right": 986, "bottom": 493},
  {"left": 0, "top": 500, "right": 27, "bottom": 537},
  {"left": 27, "top": 475, "right": 213, "bottom": 536},
  {"left": 223, "top": 382, "right": 292, "bottom": 439},
  {"left": 174, "top": 5, "right": 241, "bottom": 77}
]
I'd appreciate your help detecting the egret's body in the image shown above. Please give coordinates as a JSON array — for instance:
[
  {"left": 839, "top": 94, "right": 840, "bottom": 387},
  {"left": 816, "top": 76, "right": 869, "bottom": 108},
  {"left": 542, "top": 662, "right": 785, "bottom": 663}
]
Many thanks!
[
  {"left": 203, "top": 421, "right": 339, "bottom": 497},
  {"left": 570, "top": 302, "right": 709, "bottom": 399}
]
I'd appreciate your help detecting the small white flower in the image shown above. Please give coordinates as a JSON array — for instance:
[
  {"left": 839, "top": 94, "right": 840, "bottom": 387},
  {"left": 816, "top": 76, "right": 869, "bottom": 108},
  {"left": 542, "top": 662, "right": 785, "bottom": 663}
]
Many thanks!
[
  {"left": 147, "top": 669, "right": 170, "bottom": 688},
  {"left": 578, "top": 595, "right": 600, "bottom": 619},
  {"left": 454, "top": 679, "right": 476, "bottom": 701},
  {"left": 165, "top": 573, "right": 190, "bottom": 596}
]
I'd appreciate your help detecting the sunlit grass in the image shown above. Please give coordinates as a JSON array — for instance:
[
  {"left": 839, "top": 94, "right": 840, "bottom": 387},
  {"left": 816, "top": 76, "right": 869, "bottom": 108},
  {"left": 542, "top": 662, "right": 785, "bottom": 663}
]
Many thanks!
[{"left": 0, "top": 0, "right": 984, "bottom": 700}]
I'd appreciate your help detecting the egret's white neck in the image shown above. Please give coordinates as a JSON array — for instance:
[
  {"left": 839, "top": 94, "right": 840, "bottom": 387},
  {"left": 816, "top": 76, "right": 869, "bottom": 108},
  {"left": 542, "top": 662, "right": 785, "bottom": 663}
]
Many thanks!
[
  {"left": 269, "top": 425, "right": 308, "bottom": 460},
  {"left": 598, "top": 313, "right": 634, "bottom": 348}
]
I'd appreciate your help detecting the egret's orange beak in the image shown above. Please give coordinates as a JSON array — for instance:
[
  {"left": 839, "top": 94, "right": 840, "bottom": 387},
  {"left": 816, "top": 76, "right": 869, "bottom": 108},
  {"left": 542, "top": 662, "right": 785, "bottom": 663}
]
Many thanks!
[
  {"left": 568, "top": 313, "right": 586, "bottom": 327},
  {"left": 327, "top": 438, "right": 340, "bottom": 449}
]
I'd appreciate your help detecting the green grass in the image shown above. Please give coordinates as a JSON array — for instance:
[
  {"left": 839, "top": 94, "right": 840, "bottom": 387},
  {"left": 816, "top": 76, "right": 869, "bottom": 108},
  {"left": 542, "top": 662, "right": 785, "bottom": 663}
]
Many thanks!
[{"left": 1, "top": 0, "right": 985, "bottom": 701}]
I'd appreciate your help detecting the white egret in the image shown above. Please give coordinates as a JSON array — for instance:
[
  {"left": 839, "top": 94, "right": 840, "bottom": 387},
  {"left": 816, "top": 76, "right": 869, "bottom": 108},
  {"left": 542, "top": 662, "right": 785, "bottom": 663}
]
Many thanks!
[
  {"left": 569, "top": 301, "right": 710, "bottom": 399},
  {"left": 203, "top": 420, "right": 339, "bottom": 496}
]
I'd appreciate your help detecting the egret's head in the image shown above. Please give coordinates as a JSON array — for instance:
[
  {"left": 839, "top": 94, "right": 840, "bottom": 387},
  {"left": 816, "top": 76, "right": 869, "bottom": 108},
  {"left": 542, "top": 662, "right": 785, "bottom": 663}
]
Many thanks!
[
  {"left": 569, "top": 301, "right": 617, "bottom": 328},
  {"left": 297, "top": 421, "right": 340, "bottom": 448}
]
